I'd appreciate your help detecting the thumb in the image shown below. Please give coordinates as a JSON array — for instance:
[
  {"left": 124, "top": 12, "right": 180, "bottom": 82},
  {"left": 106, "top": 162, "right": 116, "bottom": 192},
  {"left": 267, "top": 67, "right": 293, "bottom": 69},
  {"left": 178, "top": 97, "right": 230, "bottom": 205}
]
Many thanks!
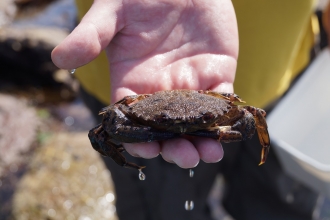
[{"left": 51, "top": 0, "right": 122, "bottom": 69}]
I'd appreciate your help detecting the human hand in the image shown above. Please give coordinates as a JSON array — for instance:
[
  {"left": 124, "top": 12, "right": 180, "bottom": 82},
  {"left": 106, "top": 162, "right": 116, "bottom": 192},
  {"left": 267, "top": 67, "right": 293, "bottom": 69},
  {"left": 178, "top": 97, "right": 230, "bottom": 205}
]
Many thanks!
[{"left": 52, "top": 0, "right": 238, "bottom": 169}]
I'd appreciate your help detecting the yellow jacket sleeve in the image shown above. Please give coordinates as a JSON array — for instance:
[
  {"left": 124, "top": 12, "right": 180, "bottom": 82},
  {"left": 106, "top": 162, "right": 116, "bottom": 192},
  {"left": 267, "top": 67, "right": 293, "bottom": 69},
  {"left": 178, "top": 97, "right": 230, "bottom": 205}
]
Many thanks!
[
  {"left": 232, "top": 0, "right": 317, "bottom": 107},
  {"left": 74, "top": 0, "right": 111, "bottom": 105}
]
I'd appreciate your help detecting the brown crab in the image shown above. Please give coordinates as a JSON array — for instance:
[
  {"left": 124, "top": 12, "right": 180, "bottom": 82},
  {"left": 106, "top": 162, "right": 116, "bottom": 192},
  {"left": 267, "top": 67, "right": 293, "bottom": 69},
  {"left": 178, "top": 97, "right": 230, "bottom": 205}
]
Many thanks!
[{"left": 88, "top": 90, "right": 270, "bottom": 172}]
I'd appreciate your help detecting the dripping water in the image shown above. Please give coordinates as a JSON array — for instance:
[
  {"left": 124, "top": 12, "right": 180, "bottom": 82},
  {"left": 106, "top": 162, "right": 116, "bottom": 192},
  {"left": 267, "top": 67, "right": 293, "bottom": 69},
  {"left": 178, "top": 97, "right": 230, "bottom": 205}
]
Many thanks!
[
  {"left": 185, "top": 200, "right": 194, "bottom": 211},
  {"left": 69, "top": 69, "right": 76, "bottom": 75},
  {"left": 185, "top": 169, "right": 194, "bottom": 210},
  {"left": 189, "top": 169, "right": 194, "bottom": 178},
  {"left": 138, "top": 169, "right": 146, "bottom": 181}
]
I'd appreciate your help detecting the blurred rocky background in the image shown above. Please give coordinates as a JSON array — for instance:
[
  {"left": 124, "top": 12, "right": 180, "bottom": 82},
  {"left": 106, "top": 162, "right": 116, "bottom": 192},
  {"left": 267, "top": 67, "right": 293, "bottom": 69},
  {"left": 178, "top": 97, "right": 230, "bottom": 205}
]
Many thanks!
[{"left": 0, "top": 1, "right": 118, "bottom": 219}]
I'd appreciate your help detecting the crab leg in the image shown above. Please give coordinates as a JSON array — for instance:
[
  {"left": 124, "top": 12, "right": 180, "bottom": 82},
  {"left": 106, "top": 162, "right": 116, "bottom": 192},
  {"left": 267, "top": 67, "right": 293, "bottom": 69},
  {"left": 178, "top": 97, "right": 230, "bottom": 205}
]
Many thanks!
[
  {"left": 107, "top": 124, "right": 180, "bottom": 143},
  {"left": 198, "top": 90, "right": 246, "bottom": 103},
  {"left": 88, "top": 125, "right": 146, "bottom": 170},
  {"left": 91, "top": 124, "right": 181, "bottom": 171},
  {"left": 99, "top": 94, "right": 152, "bottom": 115},
  {"left": 255, "top": 110, "right": 270, "bottom": 165},
  {"left": 186, "top": 126, "right": 244, "bottom": 142},
  {"left": 117, "top": 94, "right": 152, "bottom": 106},
  {"left": 244, "top": 106, "right": 270, "bottom": 165}
]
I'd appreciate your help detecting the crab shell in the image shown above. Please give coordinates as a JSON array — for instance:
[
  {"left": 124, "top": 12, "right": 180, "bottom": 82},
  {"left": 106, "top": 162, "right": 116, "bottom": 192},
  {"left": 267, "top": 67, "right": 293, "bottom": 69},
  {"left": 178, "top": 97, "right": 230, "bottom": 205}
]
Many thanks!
[{"left": 120, "top": 90, "right": 239, "bottom": 133}]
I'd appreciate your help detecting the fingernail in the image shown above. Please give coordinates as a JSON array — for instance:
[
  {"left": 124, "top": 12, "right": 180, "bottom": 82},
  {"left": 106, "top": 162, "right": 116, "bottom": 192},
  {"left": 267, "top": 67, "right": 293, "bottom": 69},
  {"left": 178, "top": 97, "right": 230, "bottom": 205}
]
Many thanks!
[
  {"left": 163, "top": 158, "right": 175, "bottom": 164},
  {"left": 193, "top": 160, "right": 199, "bottom": 168},
  {"left": 131, "top": 153, "right": 141, "bottom": 158}
]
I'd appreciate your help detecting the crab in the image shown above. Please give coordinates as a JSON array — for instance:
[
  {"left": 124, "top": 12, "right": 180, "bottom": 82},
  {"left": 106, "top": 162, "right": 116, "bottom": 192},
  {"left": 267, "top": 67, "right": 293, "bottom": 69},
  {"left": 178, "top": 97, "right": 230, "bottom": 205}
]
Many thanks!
[{"left": 88, "top": 90, "right": 270, "bottom": 172}]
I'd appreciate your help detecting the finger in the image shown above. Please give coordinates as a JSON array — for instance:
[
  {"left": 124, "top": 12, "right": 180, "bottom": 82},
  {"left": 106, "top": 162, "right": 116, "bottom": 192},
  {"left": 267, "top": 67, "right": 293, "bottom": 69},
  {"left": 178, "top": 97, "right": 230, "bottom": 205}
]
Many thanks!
[
  {"left": 160, "top": 138, "right": 200, "bottom": 168},
  {"left": 191, "top": 137, "right": 224, "bottom": 163},
  {"left": 212, "top": 82, "right": 234, "bottom": 94},
  {"left": 51, "top": 0, "right": 123, "bottom": 69},
  {"left": 124, "top": 142, "right": 160, "bottom": 159}
]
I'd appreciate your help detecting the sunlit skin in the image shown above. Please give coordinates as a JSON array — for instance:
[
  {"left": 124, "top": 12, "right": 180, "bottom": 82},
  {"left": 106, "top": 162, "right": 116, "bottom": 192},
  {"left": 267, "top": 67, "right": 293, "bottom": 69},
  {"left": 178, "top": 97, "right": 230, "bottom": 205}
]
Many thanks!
[{"left": 51, "top": 0, "right": 238, "bottom": 168}]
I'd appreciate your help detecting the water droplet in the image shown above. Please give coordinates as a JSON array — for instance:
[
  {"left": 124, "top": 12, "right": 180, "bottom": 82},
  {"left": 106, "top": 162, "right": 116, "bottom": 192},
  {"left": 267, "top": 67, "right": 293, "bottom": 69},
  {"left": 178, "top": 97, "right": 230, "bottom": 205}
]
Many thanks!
[
  {"left": 64, "top": 116, "right": 75, "bottom": 126},
  {"left": 189, "top": 169, "right": 194, "bottom": 177},
  {"left": 48, "top": 208, "right": 56, "bottom": 217},
  {"left": 139, "top": 170, "right": 146, "bottom": 180},
  {"left": 63, "top": 200, "right": 73, "bottom": 210},
  {"left": 105, "top": 192, "right": 115, "bottom": 202},
  {"left": 69, "top": 69, "right": 76, "bottom": 74},
  {"left": 185, "top": 200, "right": 194, "bottom": 210}
]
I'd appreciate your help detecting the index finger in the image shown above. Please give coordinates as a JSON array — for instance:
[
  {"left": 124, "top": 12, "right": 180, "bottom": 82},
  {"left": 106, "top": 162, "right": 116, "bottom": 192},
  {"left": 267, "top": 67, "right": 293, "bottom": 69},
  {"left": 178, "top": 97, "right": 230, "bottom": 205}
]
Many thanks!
[{"left": 51, "top": 0, "right": 122, "bottom": 69}]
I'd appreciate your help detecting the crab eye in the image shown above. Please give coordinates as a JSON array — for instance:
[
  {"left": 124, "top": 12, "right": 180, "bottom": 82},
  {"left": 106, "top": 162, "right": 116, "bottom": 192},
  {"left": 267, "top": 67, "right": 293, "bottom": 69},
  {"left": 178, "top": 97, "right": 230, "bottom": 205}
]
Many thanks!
[
  {"left": 259, "top": 109, "right": 266, "bottom": 116},
  {"left": 155, "top": 113, "right": 169, "bottom": 123},
  {"left": 202, "top": 112, "right": 214, "bottom": 122}
]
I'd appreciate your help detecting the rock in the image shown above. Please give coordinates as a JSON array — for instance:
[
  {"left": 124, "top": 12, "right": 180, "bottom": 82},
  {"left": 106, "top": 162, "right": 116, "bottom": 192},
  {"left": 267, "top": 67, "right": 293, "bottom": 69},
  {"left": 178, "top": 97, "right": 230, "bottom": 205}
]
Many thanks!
[
  {"left": 0, "top": 0, "right": 78, "bottom": 103},
  {"left": 12, "top": 132, "right": 118, "bottom": 220},
  {"left": 0, "top": 26, "right": 77, "bottom": 103},
  {"left": 0, "top": 0, "right": 16, "bottom": 27},
  {"left": 0, "top": 94, "right": 39, "bottom": 218},
  {"left": 0, "top": 94, "right": 39, "bottom": 177},
  {"left": 0, "top": 26, "right": 69, "bottom": 86}
]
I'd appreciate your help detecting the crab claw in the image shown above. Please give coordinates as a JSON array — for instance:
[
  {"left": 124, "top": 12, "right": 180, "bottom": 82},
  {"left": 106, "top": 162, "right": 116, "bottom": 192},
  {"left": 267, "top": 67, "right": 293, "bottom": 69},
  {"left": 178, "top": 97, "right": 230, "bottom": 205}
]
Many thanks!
[
  {"left": 259, "top": 146, "right": 270, "bottom": 165},
  {"left": 255, "top": 109, "right": 270, "bottom": 165}
]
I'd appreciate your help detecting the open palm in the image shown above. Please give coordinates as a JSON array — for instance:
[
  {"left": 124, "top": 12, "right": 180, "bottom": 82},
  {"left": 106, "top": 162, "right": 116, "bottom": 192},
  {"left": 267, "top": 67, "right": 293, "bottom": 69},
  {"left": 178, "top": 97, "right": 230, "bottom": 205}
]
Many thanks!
[{"left": 52, "top": 0, "right": 238, "bottom": 168}]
